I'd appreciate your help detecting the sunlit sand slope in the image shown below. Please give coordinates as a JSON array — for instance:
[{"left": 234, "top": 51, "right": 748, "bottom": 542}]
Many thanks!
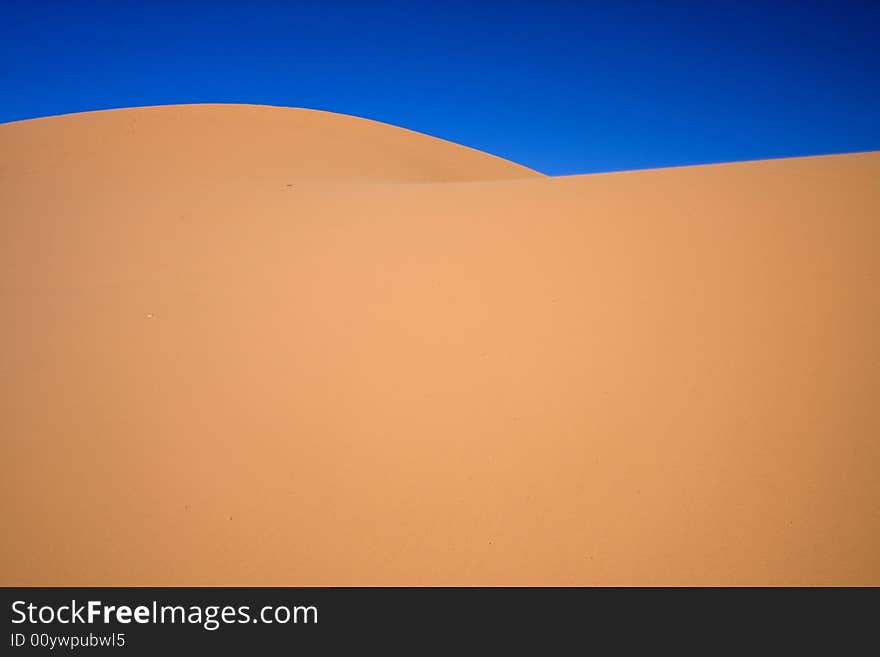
[{"left": 1, "top": 105, "right": 877, "bottom": 585}]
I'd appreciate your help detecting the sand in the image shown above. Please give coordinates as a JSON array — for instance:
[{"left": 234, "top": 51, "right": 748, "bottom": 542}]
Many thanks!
[{"left": 1, "top": 104, "right": 878, "bottom": 585}]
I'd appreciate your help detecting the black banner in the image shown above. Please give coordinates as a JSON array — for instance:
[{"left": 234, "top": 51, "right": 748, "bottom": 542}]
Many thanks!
[{"left": 1, "top": 587, "right": 872, "bottom": 652}]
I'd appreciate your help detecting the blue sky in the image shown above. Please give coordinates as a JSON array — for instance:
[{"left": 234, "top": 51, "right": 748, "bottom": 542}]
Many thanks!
[{"left": 3, "top": 0, "right": 878, "bottom": 175}]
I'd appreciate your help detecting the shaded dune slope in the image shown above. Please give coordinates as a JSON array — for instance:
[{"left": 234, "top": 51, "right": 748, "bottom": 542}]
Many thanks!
[
  {"left": 0, "top": 104, "right": 542, "bottom": 183},
  {"left": 1, "top": 105, "right": 878, "bottom": 585}
]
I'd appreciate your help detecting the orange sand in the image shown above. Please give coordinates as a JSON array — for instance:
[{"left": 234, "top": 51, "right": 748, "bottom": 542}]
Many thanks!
[{"left": 1, "top": 104, "right": 878, "bottom": 585}]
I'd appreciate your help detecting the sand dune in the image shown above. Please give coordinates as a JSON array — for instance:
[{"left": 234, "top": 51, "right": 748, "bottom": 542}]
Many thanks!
[
  {"left": 1, "top": 105, "right": 878, "bottom": 585},
  {"left": 0, "top": 104, "right": 541, "bottom": 183}
]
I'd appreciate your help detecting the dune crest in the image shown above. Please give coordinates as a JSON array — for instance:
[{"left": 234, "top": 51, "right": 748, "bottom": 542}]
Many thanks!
[
  {"left": 0, "top": 104, "right": 542, "bottom": 183},
  {"left": 1, "top": 106, "right": 878, "bottom": 585}
]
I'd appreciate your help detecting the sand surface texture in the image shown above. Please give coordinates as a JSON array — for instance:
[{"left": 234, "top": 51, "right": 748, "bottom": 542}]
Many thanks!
[{"left": 2, "top": 105, "right": 878, "bottom": 585}]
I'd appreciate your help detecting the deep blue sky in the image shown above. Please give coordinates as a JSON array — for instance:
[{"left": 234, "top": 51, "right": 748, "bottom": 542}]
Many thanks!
[{"left": 3, "top": 0, "right": 878, "bottom": 175}]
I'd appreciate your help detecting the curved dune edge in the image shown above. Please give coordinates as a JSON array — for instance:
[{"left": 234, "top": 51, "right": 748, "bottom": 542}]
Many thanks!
[
  {"left": 0, "top": 103, "right": 543, "bottom": 183},
  {"left": 1, "top": 105, "right": 878, "bottom": 585}
]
